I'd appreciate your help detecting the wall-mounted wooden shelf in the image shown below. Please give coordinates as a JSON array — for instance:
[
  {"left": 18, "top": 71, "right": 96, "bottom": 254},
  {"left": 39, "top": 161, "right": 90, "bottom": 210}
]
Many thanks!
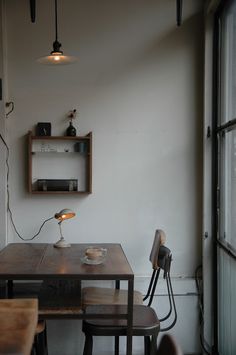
[{"left": 28, "top": 131, "right": 92, "bottom": 194}]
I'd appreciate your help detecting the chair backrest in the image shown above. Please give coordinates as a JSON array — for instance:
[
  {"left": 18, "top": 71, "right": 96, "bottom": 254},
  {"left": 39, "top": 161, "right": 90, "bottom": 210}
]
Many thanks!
[
  {"left": 143, "top": 230, "right": 177, "bottom": 331},
  {"left": 149, "top": 230, "right": 166, "bottom": 270},
  {"left": 157, "top": 334, "right": 183, "bottom": 355},
  {"left": 144, "top": 230, "right": 171, "bottom": 306}
]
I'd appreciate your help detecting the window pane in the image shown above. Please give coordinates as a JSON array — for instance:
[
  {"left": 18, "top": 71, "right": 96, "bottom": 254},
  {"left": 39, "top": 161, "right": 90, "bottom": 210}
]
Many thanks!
[
  {"left": 218, "top": 248, "right": 236, "bottom": 355},
  {"left": 219, "top": 2, "right": 236, "bottom": 124},
  {"left": 219, "top": 128, "right": 236, "bottom": 250},
  {"left": 217, "top": 2, "right": 236, "bottom": 354}
]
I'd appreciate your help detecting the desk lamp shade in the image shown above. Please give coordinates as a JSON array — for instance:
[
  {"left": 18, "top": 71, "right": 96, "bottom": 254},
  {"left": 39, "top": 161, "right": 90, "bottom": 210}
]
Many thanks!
[
  {"left": 54, "top": 209, "right": 75, "bottom": 248},
  {"left": 54, "top": 209, "right": 75, "bottom": 221}
]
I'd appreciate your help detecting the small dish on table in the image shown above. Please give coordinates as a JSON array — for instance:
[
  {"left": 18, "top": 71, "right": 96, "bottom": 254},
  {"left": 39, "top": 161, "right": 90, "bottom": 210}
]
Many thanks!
[{"left": 81, "top": 247, "right": 107, "bottom": 265}]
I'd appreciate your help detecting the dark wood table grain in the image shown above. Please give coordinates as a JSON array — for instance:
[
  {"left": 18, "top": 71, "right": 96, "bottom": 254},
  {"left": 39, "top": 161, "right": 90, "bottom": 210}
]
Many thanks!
[{"left": 0, "top": 243, "right": 134, "bottom": 355}]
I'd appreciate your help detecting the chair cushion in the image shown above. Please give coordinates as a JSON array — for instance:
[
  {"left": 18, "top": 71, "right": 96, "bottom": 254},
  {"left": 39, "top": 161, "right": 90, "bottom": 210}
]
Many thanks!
[{"left": 82, "top": 287, "right": 143, "bottom": 309}]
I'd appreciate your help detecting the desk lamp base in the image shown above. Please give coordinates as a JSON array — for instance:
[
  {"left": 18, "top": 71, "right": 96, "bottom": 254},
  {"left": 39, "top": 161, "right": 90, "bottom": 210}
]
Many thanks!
[{"left": 54, "top": 237, "right": 71, "bottom": 248}]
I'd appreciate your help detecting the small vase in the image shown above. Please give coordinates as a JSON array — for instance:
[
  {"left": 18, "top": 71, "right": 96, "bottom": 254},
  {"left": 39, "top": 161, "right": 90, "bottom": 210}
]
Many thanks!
[{"left": 66, "top": 121, "right": 76, "bottom": 136}]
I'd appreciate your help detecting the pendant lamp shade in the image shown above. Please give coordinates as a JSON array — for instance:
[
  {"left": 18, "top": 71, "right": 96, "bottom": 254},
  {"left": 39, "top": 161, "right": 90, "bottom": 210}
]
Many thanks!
[
  {"left": 37, "top": 0, "right": 77, "bottom": 65},
  {"left": 37, "top": 53, "right": 77, "bottom": 65}
]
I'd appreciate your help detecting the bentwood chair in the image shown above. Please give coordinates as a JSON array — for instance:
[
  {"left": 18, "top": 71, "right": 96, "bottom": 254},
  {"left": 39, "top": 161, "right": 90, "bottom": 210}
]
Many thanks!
[
  {"left": 157, "top": 334, "right": 183, "bottom": 355},
  {"left": 83, "top": 304, "right": 160, "bottom": 355},
  {"left": 3, "top": 281, "right": 48, "bottom": 355},
  {"left": 82, "top": 230, "right": 177, "bottom": 329},
  {"left": 82, "top": 232, "right": 177, "bottom": 355},
  {"left": 0, "top": 280, "right": 48, "bottom": 355},
  {"left": 7, "top": 279, "right": 82, "bottom": 355},
  {"left": 81, "top": 230, "right": 166, "bottom": 355},
  {"left": 82, "top": 230, "right": 166, "bottom": 309}
]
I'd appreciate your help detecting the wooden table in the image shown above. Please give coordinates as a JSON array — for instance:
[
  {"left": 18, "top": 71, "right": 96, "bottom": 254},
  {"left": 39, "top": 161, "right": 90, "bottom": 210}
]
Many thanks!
[
  {"left": 0, "top": 243, "right": 134, "bottom": 355},
  {"left": 0, "top": 298, "right": 38, "bottom": 355}
]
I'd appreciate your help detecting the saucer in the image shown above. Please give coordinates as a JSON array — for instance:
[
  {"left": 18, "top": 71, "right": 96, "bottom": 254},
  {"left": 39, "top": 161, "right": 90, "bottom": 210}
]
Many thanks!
[{"left": 81, "top": 256, "right": 105, "bottom": 265}]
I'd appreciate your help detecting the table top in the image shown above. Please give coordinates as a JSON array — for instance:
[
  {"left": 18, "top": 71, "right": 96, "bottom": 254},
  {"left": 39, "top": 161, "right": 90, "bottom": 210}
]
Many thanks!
[
  {"left": 0, "top": 243, "right": 134, "bottom": 280},
  {"left": 0, "top": 298, "right": 38, "bottom": 355}
]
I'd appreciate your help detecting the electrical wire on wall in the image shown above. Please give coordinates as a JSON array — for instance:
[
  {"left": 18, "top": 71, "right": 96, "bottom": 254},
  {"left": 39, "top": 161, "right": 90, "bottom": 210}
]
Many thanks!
[
  {"left": 0, "top": 105, "right": 54, "bottom": 241},
  {"left": 5, "top": 102, "right": 14, "bottom": 118},
  {"left": 195, "top": 265, "right": 211, "bottom": 355}
]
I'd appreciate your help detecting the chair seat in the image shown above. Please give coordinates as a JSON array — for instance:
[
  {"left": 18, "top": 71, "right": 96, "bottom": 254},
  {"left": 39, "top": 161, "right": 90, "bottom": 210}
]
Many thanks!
[
  {"left": 83, "top": 305, "right": 160, "bottom": 336},
  {"left": 82, "top": 287, "right": 143, "bottom": 309}
]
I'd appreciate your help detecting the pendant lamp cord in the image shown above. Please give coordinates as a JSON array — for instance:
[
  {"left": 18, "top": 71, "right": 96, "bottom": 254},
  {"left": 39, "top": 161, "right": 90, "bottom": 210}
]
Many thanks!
[
  {"left": 176, "top": 0, "right": 182, "bottom": 26},
  {"left": 55, "top": 0, "right": 58, "bottom": 41}
]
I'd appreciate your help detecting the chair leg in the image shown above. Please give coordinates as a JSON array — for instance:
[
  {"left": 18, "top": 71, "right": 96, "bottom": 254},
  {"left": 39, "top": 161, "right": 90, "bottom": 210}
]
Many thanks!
[
  {"left": 83, "top": 334, "right": 93, "bottom": 355},
  {"left": 33, "top": 326, "right": 48, "bottom": 355},
  {"left": 115, "top": 336, "right": 119, "bottom": 355},
  {"left": 33, "top": 334, "right": 40, "bottom": 355},
  {"left": 144, "top": 336, "right": 150, "bottom": 355},
  {"left": 42, "top": 323, "right": 48, "bottom": 355},
  {"left": 150, "top": 334, "right": 158, "bottom": 355},
  {"left": 44, "top": 325, "right": 49, "bottom": 355}
]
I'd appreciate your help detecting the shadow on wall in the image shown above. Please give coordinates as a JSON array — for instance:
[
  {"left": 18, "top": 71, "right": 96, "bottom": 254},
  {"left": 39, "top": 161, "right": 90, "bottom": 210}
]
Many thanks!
[{"left": 78, "top": 13, "right": 204, "bottom": 86}]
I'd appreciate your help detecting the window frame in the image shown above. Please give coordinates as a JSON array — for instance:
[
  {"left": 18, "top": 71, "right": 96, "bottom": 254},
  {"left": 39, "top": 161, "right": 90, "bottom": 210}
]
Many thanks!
[
  {"left": 214, "top": 0, "right": 236, "bottom": 259},
  {"left": 212, "top": 1, "right": 236, "bottom": 353}
]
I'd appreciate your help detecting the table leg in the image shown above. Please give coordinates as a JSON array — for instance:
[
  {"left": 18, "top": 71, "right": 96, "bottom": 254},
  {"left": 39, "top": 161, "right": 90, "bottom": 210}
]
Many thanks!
[
  {"left": 126, "top": 278, "right": 134, "bottom": 355},
  {"left": 7, "top": 280, "right": 13, "bottom": 298}
]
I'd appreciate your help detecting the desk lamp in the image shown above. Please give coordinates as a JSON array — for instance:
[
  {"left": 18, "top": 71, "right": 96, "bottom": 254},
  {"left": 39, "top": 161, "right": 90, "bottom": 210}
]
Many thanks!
[{"left": 54, "top": 209, "right": 75, "bottom": 248}]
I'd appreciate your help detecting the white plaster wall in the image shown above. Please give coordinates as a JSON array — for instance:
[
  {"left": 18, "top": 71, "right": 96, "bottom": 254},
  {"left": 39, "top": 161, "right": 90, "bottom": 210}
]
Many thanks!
[
  {"left": 202, "top": 10, "right": 214, "bottom": 352},
  {"left": 2, "top": 0, "right": 204, "bottom": 353}
]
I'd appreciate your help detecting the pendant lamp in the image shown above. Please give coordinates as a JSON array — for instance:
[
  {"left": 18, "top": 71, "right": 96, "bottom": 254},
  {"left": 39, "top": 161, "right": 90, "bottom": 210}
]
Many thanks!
[{"left": 37, "top": 0, "right": 77, "bottom": 65}]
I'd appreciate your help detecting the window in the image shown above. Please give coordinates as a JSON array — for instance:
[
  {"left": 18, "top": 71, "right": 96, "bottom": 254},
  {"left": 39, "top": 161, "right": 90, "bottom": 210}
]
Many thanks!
[
  {"left": 214, "top": 1, "right": 236, "bottom": 354},
  {"left": 217, "top": 1, "right": 236, "bottom": 253},
  {"left": 219, "top": 128, "right": 236, "bottom": 251}
]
